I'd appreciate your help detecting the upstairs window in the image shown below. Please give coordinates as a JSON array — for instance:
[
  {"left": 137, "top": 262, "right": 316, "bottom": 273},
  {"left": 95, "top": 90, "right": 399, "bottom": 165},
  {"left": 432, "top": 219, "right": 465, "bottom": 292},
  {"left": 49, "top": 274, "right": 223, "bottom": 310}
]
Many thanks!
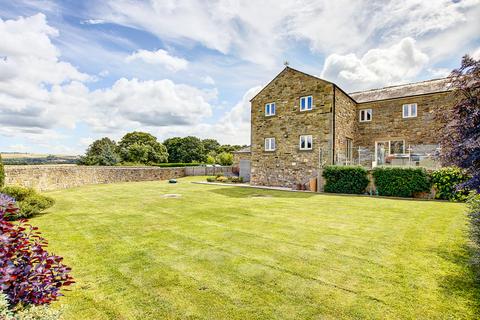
[
  {"left": 264, "top": 137, "right": 276, "bottom": 151},
  {"left": 299, "top": 135, "right": 313, "bottom": 150},
  {"left": 359, "top": 109, "right": 372, "bottom": 122},
  {"left": 300, "top": 96, "right": 313, "bottom": 111},
  {"left": 265, "top": 102, "right": 276, "bottom": 116},
  {"left": 403, "top": 103, "right": 417, "bottom": 118}
]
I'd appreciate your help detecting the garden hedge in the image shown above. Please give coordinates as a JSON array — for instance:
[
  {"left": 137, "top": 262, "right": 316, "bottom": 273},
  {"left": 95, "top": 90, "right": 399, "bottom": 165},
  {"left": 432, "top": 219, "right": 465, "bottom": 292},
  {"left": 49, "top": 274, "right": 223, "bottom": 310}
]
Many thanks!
[
  {"left": 152, "top": 163, "right": 209, "bottom": 167},
  {"left": 372, "top": 167, "right": 431, "bottom": 198},
  {"left": 467, "top": 193, "right": 480, "bottom": 278},
  {"left": 322, "top": 166, "right": 370, "bottom": 194},
  {"left": 430, "top": 167, "right": 471, "bottom": 201}
]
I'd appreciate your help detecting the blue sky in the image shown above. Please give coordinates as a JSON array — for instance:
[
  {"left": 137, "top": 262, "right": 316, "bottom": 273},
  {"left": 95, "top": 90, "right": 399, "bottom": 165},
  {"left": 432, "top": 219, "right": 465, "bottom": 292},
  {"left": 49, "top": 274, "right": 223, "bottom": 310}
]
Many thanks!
[{"left": 0, "top": 0, "right": 479, "bottom": 154}]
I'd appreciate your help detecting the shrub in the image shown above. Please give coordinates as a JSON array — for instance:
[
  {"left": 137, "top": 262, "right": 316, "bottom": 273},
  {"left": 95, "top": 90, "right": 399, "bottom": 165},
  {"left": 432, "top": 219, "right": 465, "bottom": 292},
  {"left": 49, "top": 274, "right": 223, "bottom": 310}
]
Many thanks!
[
  {"left": 0, "top": 154, "right": 5, "bottom": 188},
  {"left": 0, "top": 186, "right": 55, "bottom": 220},
  {"left": 467, "top": 193, "right": 480, "bottom": 278},
  {"left": 373, "top": 167, "right": 431, "bottom": 198},
  {"left": 0, "top": 194, "right": 74, "bottom": 307},
  {"left": 0, "top": 294, "right": 13, "bottom": 319},
  {"left": 206, "top": 177, "right": 216, "bottom": 182},
  {"left": 230, "top": 176, "right": 243, "bottom": 183},
  {"left": 430, "top": 167, "right": 471, "bottom": 201},
  {"left": 216, "top": 152, "right": 234, "bottom": 166},
  {"left": 1, "top": 186, "right": 36, "bottom": 201},
  {"left": 322, "top": 166, "right": 369, "bottom": 194},
  {"left": 215, "top": 176, "right": 228, "bottom": 183},
  {"left": 14, "top": 305, "right": 62, "bottom": 320}
]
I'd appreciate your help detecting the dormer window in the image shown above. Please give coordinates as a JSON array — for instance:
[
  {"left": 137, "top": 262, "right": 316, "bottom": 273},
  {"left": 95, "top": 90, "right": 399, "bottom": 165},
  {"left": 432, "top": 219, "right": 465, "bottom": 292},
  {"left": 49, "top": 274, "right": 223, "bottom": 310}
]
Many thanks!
[
  {"left": 300, "top": 96, "right": 313, "bottom": 111},
  {"left": 403, "top": 103, "right": 417, "bottom": 118},
  {"left": 359, "top": 109, "right": 372, "bottom": 122},
  {"left": 265, "top": 102, "right": 275, "bottom": 116}
]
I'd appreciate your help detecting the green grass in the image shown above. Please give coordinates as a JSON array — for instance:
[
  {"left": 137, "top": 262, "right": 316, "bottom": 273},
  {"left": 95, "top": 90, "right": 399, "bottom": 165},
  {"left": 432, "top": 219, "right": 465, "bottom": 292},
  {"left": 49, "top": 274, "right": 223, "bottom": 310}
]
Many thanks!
[{"left": 31, "top": 177, "right": 479, "bottom": 319}]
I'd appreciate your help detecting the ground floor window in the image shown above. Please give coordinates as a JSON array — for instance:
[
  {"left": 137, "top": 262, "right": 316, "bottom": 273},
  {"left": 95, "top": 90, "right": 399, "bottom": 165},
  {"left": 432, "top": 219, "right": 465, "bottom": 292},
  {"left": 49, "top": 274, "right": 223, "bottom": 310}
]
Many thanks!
[
  {"left": 345, "top": 138, "right": 353, "bottom": 163},
  {"left": 390, "top": 140, "right": 405, "bottom": 154},
  {"left": 264, "top": 137, "right": 275, "bottom": 151},
  {"left": 375, "top": 140, "right": 405, "bottom": 165},
  {"left": 299, "top": 135, "right": 313, "bottom": 150}
]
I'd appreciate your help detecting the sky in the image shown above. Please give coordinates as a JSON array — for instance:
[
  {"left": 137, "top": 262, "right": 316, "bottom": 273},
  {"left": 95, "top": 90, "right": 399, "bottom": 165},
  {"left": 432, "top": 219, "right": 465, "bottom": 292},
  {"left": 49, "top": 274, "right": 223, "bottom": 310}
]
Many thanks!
[{"left": 0, "top": 0, "right": 479, "bottom": 155}]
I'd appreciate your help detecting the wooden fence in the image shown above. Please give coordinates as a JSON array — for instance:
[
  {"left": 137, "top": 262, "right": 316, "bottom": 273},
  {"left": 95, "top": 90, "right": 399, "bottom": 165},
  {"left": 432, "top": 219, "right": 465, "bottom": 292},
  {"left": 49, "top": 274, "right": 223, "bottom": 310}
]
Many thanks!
[{"left": 184, "top": 166, "right": 234, "bottom": 176}]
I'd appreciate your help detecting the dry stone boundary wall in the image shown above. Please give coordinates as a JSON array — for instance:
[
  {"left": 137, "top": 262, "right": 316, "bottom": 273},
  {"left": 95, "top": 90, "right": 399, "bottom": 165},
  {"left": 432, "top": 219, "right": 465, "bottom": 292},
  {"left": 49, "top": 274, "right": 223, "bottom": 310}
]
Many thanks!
[{"left": 4, "top": 165, "right": 186, "bottom": 191}]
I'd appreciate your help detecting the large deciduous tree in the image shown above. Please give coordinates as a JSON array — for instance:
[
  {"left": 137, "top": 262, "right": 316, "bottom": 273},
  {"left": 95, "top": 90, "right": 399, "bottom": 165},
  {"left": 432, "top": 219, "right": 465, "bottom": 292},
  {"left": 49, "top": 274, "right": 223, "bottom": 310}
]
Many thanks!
[
  {"left": 163, "top": 136, "right": 206, "bottom": 163},
  {"left": 441, "top": 55, "right": 480, "bottom": 191},
  {"left": 79, "top": 137, "right": 120, "bottom": 166},
  {"left": 202, "top": 139, "right": 221, "bottom": 155},
  {"left": 118, "top": 132, "right": 168, "bottom": 164}
]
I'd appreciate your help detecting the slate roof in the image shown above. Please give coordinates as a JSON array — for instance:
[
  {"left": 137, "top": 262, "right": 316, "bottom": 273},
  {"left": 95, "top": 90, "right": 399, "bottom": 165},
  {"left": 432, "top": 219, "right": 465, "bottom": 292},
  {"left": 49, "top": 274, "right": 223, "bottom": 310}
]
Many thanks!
[{"left": 349, "top": 78, "right": 453, "bottom": 103}]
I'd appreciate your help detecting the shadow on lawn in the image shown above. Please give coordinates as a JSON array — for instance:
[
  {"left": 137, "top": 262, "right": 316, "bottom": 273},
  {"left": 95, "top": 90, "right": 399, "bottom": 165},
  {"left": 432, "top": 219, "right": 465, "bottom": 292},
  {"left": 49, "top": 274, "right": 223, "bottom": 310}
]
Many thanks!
[
  {"left": 435, "top": 244, "right": 480, "bottom": 314},
  {"left": 207, "top": 187, "right": 316, "bottom": 199}
]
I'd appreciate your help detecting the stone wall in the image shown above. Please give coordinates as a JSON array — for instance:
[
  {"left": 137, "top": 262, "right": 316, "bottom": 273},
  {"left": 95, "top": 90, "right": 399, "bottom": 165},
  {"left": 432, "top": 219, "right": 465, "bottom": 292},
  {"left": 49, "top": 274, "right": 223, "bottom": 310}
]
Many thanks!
[
  {"left": 232, "top": 151, "right": 251, "bottom": 167},
  {"left": 250, "top": 67, "right": 333, "bottom": 188},
  {"left": 334, "top": 87, "right": 357, "bottom": 164},
  {"left": 4, "top": 165, "right": 186, "bottom": 191},
  {"left": 354, "top": 91, "right": 455, "bottom": 165}
]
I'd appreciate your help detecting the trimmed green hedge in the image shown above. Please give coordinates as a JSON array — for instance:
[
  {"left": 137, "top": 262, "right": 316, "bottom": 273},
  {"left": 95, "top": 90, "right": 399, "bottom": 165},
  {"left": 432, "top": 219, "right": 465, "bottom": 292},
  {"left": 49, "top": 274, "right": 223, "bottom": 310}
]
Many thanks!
[
  {"left": 323, "top": 166, "right": 370, "bottom": 194},
  {"left": 152, "top": 163, "right": 209, "bottom": 167},
  {"left": 373, "top": 167, "right": 431, "bottom": 198},
  {"left": 430, "top": 167, "right": 471, "bottom": 201}
]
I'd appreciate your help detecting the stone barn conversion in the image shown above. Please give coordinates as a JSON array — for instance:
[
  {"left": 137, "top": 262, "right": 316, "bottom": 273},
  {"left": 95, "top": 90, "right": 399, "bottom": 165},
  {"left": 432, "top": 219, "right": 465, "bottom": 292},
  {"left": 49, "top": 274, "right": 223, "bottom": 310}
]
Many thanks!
[{"left": 249, "top": 66, "right": 454, "bottom": 188}]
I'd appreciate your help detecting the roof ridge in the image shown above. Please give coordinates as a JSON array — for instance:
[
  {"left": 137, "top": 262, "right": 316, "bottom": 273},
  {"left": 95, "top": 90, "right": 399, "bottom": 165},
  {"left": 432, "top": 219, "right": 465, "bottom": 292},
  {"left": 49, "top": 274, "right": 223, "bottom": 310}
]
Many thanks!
[{"left": 349, "top": 77, "right": 452, "bottom": 95}]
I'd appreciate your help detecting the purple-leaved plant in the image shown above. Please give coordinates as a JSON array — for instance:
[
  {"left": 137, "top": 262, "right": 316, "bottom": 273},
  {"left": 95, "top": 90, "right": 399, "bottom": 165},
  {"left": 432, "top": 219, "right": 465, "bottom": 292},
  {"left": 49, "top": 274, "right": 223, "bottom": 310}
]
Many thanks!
[{"left": 0, "top": 193, "right": 74, "bottom": 306}]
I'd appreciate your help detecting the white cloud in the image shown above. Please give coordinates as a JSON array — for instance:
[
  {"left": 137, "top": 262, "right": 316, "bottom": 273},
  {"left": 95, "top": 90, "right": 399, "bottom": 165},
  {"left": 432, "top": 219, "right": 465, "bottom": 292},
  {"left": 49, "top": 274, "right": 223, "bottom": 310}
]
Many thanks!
[
  {"left": 0, "top": 13, "right": 89, "bottom": 135},
  {"left": 213, "top": 85, "right": 262, "bottom": 144},
  {"left": 202, "top": 75, "right": 215, "bottom": 85},
  {"left": 85, "top": 78, "right": 214, "bottom": 132},
  {"left": 472, "top": 47, "right": 480, "bottom": 60},
  {"left": 0, "top": 14, "right": 216, "bottom": 151},
  {"left": 81, "top": 19, "right": 106, "bottom": 25},
  {"left": 91, "top": 0, "right": 479, "bottom": 67},
  {"left": 321, "top": 37, "right": 429, "bottom": 91},
  {"left": 125, "top": 49, "right": 188, "bottom": 72}
]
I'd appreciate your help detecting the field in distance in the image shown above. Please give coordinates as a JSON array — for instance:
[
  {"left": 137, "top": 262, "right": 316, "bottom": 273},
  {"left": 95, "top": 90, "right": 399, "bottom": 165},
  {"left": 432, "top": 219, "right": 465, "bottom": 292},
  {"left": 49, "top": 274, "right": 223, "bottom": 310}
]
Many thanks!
[{"left": 1, "top": 152, "right": 79, "bottom": 165}]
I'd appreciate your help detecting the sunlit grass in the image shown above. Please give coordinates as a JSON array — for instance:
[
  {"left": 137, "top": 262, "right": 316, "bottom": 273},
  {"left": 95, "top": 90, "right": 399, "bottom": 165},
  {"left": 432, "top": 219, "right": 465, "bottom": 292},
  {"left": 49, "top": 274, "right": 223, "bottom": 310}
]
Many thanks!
[{"left": 31, "top": 177, "right": 479, "bottom": 319}]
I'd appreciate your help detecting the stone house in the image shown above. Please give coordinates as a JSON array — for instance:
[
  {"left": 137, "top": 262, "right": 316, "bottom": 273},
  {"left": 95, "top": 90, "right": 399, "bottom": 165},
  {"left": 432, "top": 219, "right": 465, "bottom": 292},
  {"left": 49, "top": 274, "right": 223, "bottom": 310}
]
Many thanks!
[{"left": 250, "top": 67, "right": 454, "bottom": 188}]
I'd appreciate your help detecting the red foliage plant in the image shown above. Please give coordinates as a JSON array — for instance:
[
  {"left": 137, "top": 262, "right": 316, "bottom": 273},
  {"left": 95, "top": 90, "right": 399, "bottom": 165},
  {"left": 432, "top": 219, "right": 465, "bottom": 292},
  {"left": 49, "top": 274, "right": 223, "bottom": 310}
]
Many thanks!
[{"left": 0, "top": 193, "right": 74, "bottom": 306}]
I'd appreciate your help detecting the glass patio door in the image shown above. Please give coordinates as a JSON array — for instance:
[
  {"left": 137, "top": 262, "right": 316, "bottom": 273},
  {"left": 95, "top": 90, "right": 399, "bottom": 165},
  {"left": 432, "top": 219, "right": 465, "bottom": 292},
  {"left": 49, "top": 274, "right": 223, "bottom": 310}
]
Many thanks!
[{"left": 376, "top": 141, "right": 389, "bottom": 165}]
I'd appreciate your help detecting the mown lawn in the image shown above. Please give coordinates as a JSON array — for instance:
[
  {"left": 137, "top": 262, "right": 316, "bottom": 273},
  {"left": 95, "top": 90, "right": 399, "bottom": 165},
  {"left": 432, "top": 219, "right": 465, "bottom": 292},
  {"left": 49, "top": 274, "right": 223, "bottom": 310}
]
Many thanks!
[{"left": 31, "top": 177, "right": 479, "bottom": 319}]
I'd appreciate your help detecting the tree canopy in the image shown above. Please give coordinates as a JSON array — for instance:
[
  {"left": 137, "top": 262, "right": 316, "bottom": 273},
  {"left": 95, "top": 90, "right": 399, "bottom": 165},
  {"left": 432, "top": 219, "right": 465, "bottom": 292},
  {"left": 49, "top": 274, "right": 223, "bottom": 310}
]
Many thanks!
[
  {"left": 79, "top": 137, "right": 120, "bottom": 166},
  {"left": 118, "top": 132, "right": 168, "bottom": 164},
  {"left": 441, "top": 55, "right": 480, "bottom": 191},
  {"left": 164, "top": 136, "right": 206, "bottom": 163}
]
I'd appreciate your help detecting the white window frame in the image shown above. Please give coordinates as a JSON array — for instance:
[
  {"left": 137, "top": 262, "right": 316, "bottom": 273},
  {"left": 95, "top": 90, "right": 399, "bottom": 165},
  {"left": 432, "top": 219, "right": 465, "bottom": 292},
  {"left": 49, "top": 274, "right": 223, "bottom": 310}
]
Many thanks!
[
  {"left": 346, "top": 138, "right": 353, "bottom": 163},
  {"left": 299, "top": 135, "right": 313, "bottom": 150},
  {"left": 300, "top": 96, "right": 313, "bottom": 111},
  {"left": 359, "top": 109, "right": 372, "bottom": 122},
  {"left": 264, "top": 137, "right": 275, "bottom": 151},
  {"left": 265, "top": 102, "right": 276, "bottom": 116},
  {"left": 374, "top": 140, "right": 406, "bottom": 157},
  {"left": 402, "top": 103, "right": 417, "bottom": 118}
]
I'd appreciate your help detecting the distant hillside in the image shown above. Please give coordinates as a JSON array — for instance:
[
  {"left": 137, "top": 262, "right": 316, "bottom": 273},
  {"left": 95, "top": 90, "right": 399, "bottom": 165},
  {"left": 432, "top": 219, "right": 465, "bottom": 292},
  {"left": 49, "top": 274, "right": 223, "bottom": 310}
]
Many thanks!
[{"left": 0, "top": 153, "right": 80, "bottom": 165}]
